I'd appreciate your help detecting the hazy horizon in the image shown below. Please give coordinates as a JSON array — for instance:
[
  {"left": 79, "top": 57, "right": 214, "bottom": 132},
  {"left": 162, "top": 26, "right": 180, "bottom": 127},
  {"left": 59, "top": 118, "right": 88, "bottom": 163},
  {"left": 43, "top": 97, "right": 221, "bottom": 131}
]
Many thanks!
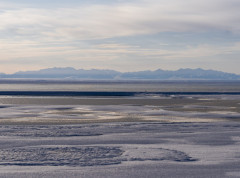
[
  {"left": 0, "top": 67, "right": 239, "bottom": 80},
  {"left": 0, "top": 66, "right": 240, "bottom": 75}
]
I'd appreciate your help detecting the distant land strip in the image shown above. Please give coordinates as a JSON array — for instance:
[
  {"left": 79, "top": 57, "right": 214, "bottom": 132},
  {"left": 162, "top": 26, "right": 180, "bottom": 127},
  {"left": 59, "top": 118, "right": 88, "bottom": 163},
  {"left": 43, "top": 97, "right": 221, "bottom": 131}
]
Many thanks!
[
  {"left": 0, "top": 67, "right": 240, "bottom": 80},
  {"left": 0, "top": 91, "right": 240, "bottom": 96}
]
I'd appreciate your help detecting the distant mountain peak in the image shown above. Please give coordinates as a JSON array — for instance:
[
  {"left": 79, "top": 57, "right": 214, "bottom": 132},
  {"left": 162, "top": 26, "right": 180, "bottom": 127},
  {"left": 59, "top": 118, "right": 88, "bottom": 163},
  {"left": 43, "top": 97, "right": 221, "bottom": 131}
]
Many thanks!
[{"left": 0, "top": 67, "right": 239, "bottom": 80}]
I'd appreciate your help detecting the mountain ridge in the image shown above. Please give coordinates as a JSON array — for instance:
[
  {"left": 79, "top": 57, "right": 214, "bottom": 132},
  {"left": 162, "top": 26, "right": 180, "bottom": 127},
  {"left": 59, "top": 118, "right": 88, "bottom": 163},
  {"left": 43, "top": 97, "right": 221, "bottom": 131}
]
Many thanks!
[{"left": 0, "top": 67, "right": 239, "bottom": 80}]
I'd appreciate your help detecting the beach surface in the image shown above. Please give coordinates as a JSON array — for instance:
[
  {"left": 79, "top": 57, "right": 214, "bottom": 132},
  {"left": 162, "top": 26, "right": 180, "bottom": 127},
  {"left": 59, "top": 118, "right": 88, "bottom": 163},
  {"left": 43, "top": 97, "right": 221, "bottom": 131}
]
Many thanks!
[{"left": 0, "top": 93, "right": 240, "bottom": 177}]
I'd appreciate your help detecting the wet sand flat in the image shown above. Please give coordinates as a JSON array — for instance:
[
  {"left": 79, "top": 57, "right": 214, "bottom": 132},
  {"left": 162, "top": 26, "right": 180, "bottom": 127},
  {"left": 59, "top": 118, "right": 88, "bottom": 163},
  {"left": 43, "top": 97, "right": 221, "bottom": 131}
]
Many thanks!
[{"left": 0, "top": 95, "right": 239, "bottom": 124}]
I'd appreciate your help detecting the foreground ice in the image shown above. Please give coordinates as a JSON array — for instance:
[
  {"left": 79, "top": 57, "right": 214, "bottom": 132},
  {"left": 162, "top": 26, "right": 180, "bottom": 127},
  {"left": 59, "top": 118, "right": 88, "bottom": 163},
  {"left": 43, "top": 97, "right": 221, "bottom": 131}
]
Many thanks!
[
  {"left": 0, "top": 122, "right": 240, "bottom": 178},
  {"left": 0, "top": 94, "right": 240, "bottom": 178}
]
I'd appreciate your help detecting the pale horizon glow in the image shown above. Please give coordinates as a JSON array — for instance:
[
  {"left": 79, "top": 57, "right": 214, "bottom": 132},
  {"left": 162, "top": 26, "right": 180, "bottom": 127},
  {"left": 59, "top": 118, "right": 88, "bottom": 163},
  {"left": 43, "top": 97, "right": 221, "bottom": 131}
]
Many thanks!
[{"left": 0, "top": 0, "right": 240, "bottom": 74}]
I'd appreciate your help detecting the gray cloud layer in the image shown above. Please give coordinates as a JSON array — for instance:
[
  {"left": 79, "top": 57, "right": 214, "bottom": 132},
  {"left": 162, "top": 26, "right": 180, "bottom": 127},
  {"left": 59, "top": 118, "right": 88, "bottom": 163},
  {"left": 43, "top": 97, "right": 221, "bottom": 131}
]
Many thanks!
[{"left": 1, "top": 0, "right": 240, "bottom": 41}]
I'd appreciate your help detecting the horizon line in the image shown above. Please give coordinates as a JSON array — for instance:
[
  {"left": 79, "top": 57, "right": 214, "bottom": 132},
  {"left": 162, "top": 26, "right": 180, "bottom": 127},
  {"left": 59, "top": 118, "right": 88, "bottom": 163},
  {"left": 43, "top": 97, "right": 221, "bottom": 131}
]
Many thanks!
[{"left": 1, "top": 67, "right": 240, "bottom": 75}]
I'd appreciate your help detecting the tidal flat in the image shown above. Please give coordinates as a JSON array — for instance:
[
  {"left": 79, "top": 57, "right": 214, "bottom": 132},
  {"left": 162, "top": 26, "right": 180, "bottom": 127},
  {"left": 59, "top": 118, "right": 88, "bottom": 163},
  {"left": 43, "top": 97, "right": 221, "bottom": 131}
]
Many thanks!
[
  {"left": 0, "top": 94, "right": 240, "bottom": 124},
  {"left": 0, "top": 81, "right": 240, "bottom": 177},
  {"left": 0, "top": 94, "right": 240, "bottom": 178}
]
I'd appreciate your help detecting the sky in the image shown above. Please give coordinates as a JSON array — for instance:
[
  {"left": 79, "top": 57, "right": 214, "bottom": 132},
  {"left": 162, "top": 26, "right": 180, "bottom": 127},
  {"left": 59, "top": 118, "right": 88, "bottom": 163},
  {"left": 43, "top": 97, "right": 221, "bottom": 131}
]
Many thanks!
[{"left": 0, "top": 0, "right": 240, "bottom": 74}]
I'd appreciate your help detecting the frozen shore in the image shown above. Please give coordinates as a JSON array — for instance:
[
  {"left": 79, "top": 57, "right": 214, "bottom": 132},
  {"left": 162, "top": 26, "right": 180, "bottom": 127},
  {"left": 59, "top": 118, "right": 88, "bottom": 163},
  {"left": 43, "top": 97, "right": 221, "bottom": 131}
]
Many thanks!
[
  {"left": 0, "top": 122, "right": 240, "bottom": 178},
  {"left": 0, "top": 94, "right": 239, "bottom": 177}
]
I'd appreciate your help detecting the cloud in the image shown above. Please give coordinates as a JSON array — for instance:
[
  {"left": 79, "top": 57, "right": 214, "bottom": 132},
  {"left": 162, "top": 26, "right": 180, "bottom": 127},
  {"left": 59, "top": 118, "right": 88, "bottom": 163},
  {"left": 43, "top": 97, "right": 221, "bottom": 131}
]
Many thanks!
[
  {"left": 1, "top": 38, "right": 239, "bottom": 63},
  {"left": 0, "top": 0, "right": 240, "bottom": 74},
  {"left": 0, "top": 0, "right": 240, "bottom": 42}
]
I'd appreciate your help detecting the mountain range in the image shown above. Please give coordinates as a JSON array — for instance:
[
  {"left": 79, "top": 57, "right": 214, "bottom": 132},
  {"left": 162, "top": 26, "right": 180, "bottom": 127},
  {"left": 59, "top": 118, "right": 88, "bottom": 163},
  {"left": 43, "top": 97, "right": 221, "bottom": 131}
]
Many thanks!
[{"left": 0, "top": 67, "right": 239, "bottom": 80}]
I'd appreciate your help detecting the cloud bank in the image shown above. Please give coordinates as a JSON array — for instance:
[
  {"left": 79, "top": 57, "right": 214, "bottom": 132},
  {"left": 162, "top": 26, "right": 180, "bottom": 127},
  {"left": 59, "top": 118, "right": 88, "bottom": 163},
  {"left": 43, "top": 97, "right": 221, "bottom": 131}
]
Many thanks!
[{"left": 1, "top": 0, "right": 240, "bottom": 40}]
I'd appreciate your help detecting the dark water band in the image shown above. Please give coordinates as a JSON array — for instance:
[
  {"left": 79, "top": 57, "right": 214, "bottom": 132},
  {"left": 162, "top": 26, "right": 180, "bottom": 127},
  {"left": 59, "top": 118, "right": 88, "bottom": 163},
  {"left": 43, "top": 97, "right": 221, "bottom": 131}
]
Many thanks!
[{"left": 0, "top": 91, "right": 240, "bottom": 96}]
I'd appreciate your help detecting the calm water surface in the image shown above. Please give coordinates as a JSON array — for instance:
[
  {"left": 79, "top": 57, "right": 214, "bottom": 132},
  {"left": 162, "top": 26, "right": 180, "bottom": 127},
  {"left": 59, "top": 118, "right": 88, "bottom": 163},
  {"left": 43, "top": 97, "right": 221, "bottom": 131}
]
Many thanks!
[{"left": 0, "top": 80, "right": 240, "bottom": 92}]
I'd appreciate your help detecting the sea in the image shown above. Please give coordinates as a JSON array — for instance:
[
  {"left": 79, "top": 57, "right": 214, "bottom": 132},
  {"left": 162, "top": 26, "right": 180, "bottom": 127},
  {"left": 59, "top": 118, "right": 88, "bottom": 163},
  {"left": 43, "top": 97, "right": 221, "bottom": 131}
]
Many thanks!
[{"left": 0, "top": 79, "right": 240, "bottom": 95}]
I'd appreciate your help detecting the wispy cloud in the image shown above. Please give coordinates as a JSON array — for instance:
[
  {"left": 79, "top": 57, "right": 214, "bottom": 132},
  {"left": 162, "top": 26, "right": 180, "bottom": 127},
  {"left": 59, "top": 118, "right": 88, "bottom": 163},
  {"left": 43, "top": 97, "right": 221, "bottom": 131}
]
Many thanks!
[{"left": 1, "top": 0, "right": 240, "bottom": 41}]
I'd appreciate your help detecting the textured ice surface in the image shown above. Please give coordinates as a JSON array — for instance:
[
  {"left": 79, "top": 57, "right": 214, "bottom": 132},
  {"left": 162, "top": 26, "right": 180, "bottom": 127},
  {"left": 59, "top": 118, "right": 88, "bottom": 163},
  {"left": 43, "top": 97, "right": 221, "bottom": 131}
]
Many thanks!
[
  {"left": 0, "top": 125, "right": 102, "bottom": 137},
  {"left": 121, "top": 146, "right": 197, "bottom": 162},
  {"left": 0, "top": 146, "right": 123, "bottom": 166},
  {"left": 0, "top": 122, "right": 240, "bottom": 177},
  {"left": 0, "top": 145, "right": 197, "bottom": 167},
  {"left": 0, "top": 95, "right": 240, "bottom": 177}
]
